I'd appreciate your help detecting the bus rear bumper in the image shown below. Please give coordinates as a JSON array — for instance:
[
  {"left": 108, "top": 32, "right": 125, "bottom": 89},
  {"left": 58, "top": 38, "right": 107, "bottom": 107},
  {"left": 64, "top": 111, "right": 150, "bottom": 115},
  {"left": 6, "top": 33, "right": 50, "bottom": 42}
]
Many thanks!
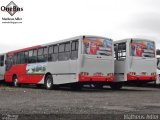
[
  {"left": 127, "top": 74, "right": 157, "bottom": 81},
  {"left": 79, "top": 75, "right": 114, "bottom": 82}
]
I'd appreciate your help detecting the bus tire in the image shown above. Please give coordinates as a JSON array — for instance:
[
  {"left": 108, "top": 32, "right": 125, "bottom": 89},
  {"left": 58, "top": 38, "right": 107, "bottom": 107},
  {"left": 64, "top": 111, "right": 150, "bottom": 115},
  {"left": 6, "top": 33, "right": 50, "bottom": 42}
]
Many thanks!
[
  {"left": 13, "top": 75, "right": 20, "bottom": 87},
  {"left": 45, "top": 75, "right": 53, "bottom": 90},
  {"left": 110, "top": 83, "right": 123, "bottom": 90}
]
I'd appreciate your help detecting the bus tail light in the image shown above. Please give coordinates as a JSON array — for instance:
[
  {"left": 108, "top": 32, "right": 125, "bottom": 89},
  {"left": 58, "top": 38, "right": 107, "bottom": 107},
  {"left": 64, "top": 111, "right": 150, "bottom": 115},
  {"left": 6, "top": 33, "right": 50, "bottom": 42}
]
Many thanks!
[
  {"left": 129, "top": 72, "right": 136, "bottom": 75},
  {"left": 151, "top": 72, "right": 156, "bottom": 76},
  {"left": 94, "top": 72, "right": 103, "bottom": 76},
  {"left": 107, "top": 73, "right": 114, "bottom": 77},
  {"left": 79, "top": 72, "right": 89, "bottom": 76},
  {"left": 79, "top": 72, "right": 90, "bottom": 82}
]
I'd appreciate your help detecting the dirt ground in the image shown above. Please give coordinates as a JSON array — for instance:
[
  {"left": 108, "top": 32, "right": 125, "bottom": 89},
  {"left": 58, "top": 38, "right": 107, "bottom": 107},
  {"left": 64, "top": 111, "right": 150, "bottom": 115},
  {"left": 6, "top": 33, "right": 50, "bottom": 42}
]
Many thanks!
[{"left": 0, "top": 85, "right": 160, "bottom": 120}]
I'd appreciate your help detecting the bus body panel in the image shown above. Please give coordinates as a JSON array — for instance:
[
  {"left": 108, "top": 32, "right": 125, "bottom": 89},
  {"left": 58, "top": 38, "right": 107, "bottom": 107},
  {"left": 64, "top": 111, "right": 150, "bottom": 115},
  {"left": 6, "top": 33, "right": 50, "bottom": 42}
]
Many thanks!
[
  {"left": 126, "top": 57, "right": 157, "bottom": 81},
  {"left": 78, "top": 55, "right": 114, "bottom": 82},
  {"left": 114, "top": 60, "right": 127, "bottom": 82},
  {"left": 44, "top": 60, "right": 78, "bottom": 85},
  {"left": 4, "top": 63, "right": 45, "bottom": 84},
  {"left": 128, "top": 57, "right": 156, "bottom": 75}
]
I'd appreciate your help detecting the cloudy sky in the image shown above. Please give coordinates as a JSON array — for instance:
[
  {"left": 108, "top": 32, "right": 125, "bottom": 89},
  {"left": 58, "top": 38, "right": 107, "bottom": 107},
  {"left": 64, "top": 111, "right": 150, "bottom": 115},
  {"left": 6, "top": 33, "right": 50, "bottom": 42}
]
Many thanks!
[{"left": 0, "top": 0, "right": 160, "bottom": 53}]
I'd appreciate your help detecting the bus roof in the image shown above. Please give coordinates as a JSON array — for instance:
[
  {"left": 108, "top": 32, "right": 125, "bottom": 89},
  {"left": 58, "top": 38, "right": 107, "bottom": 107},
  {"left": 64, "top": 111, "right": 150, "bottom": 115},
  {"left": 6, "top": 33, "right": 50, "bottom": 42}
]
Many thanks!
[
  {"left": 6, "top": 35, "right": 112, "bottom": 55},
  {"left": 42, "top": 35, "right": 111, "bottom": 46},
  {"left": 114, "top": 38, "right": 155, "bottom": 44}
]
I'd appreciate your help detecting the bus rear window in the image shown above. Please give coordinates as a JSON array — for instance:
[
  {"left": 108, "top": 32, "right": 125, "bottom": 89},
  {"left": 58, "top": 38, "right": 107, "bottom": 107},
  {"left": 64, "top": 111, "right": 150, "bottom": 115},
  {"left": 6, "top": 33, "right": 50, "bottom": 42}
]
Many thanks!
[
  {"left": 83, "top": 37, "right": 112, "bottom": 56},
  {"left": 130, "top": 40, "right": 155, "bottom": 58}
]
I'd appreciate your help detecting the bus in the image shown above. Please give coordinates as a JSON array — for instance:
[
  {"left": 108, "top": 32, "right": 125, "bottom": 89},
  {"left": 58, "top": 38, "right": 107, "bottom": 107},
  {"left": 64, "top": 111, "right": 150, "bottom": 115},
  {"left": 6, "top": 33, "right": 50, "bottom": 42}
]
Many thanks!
[
  {"left": 114, "top": 38, "right": 156, "bottom": 88},
  {"left": 0, "top": 53, "right": 6, "bottom": 82},
  {"left": 156, "top": 55, "right": 160, "bottom": 85},
  {"left": 4, "top": 35, "right": 114, "bottom": 90}
]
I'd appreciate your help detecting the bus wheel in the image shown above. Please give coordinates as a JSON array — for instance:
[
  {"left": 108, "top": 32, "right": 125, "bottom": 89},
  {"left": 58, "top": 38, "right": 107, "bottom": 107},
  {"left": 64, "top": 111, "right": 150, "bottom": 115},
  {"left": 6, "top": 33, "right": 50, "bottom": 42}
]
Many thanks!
[
  {"left": 110, "top": 83, "right": 123, "bottom": 90},
  {"left": 45, "top": 75, "right": 53, "bottom": 90},
  {"left": 13, "top": 76, "right": 20, "bottom": 87}
]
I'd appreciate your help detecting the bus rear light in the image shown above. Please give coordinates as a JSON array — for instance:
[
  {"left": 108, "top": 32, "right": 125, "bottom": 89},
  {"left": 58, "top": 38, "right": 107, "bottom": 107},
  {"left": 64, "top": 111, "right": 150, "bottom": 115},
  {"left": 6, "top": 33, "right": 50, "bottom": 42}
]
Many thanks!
[
  {"left": 79, "top": 72, "right": 90, "bottom": 82},
  {"left": 151, "top": 72, "right": 156, "bottom": 76},
  {"left": 141, "top": 72, "right": 147, "bottom": 75},
  {"left": 94, "top": 72, "right": 103, "bottom": 76},
  {"left": 129, "top": 72, "right": 136, "bottom": 75},
  {"left": 79, "top": 72, "right": 89, "bottom": 76},
  {"left": 107, "top": 73, "right": 114, "bottom": 77}
]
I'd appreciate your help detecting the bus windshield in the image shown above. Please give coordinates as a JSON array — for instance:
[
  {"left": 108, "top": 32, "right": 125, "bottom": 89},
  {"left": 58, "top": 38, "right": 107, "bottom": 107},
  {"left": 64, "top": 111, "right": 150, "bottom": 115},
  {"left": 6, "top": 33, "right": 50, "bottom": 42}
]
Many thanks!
[
  {"left": 130, "top": 40, "right": 155, "bottom": 58},
  {"left": 83, "top": 37, "right": 112, "bottom": 56}
]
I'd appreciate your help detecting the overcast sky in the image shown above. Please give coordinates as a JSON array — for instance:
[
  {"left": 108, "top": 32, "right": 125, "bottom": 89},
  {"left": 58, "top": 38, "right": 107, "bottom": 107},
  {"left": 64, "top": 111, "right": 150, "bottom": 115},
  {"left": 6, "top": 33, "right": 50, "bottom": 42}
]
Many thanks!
[{"left": 0, "top": 0, "right": 160, "bottom": 53}]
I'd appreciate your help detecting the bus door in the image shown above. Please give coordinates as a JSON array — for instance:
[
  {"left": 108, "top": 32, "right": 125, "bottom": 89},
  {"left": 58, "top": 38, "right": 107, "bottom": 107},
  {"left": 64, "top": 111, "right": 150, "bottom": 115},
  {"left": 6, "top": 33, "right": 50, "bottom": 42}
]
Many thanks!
[
  {"left": 70, "top": 40, "right": 79, "bottom": 81},
  {"left": 114, "top": 42, "right": 127, "bottom": 81}
]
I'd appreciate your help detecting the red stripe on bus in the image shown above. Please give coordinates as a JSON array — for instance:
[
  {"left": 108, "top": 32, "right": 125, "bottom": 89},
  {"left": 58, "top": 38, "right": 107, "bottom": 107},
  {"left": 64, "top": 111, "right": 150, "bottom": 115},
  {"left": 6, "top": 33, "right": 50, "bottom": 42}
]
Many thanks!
[
  {"left": 7, "top": 45, "right": 42, "bottom": 56},
  {"left": 79, "top": 75, "right": 114, "bottom": 82},
  {"left": 4, "top": 64, "right": 44, "bottom": 84},
  {"left": 127, "top": 74, "right": 156, "bottom": 81}
]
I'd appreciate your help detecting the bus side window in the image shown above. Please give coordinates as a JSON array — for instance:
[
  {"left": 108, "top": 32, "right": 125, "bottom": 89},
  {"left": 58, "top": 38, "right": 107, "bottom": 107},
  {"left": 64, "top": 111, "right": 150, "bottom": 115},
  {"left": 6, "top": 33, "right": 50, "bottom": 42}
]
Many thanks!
[
  {"left": 48, "top": 45, "right": 58, "bottom": 62},
  {"left": 24, "top": 51, "right": 29, "bottom": 63},
  {"left": 13, "top": 52, "right": 25, "bottom": 64},
  {"left": 6, "top": 57, "right": 13, "bottom": 70},
  {"left": 53, "top": 45, "right": 58, "bottom": 61},
  {"left": 48, "top": 46, "right": 53, "bottom": 61},
  {"left": 71, "top": 40, "right": 79, "bottom": 60},
  {"left": 38, "top": 47, "right": 48, "bottom": 62},
  {"left": 33, "top": 49, "right": 37, "bottom": 63},
  {"left": 17, "top": 53, "right": 21, "bottom": 64},
  {"left": 43, "top": 47, "right": 48, "bottom": 62},
  {"left": 65, "top": 42, "right": 71, "bottom": 60},
  {"left": 38, "top": 48, "right": 44, "bottom": 62},
  {"left": 13, "top": 54, "right": 17, "bottom": 65},
  {"left": 28, "top": 50, "right": 33, "bottom": 63},
  {"left": 117, "top": 43, "right": 126, "bottom": 60},
  {"left": 0, "top": 55, "right": 4, "bottom": 66},
  {"left": 20, "top": 52, "right": 25, "bottom": 64},
  {"left": 28, "top": 50, "right": 37, "bottom": 63},
  {"left": 58, "top": 44, "right": 65, "bottom": 61}
]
